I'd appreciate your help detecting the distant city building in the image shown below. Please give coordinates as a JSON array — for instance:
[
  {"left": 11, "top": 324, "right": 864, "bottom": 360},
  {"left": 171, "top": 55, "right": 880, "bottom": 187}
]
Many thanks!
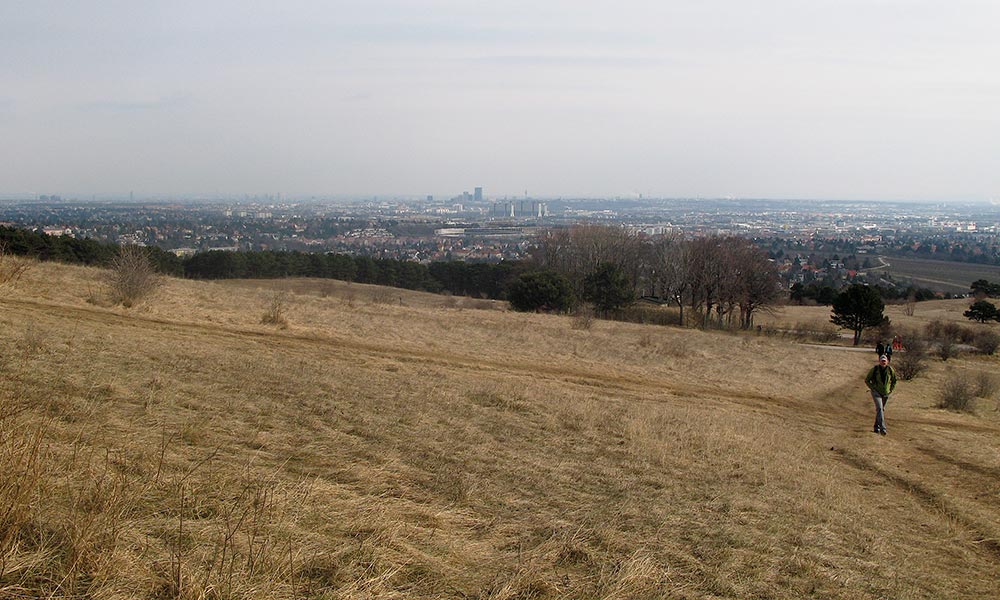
[
  {"left": 42, "top": 227, "right": 73, "bottom": 237},
  {"left": 474, "top": 187, "right": 483, "bottom": 202}
]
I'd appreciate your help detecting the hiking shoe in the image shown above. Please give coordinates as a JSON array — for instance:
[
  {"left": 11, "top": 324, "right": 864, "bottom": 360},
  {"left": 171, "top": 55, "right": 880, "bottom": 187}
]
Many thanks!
[{"left": 879, "top": 429, "right": 887, "bottom": 436}]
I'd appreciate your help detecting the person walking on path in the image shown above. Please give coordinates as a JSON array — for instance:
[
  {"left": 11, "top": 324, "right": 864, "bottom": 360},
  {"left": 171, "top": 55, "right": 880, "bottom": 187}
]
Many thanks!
[
  {"left": 884, "top": 342, "right": 893, "bottom": 362},
  {"left": 865, "top": 354, "right": 897, "bottom": 435},
  {"left": 875, "top": 340, "right": 886, "bottom": 357}
]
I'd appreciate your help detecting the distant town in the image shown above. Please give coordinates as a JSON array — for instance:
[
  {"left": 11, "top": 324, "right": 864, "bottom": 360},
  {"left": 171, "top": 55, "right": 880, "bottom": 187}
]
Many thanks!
[{"left": 3, "top": 192, "right": 1000, "bottom": 296}]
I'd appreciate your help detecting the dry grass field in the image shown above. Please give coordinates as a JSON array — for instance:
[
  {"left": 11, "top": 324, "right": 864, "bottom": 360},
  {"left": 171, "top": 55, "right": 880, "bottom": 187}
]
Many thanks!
[
  {"left": 2, "top": 259, "right": 1000, "bottom": 599},
  {"left": 756, "top": 298, "right": 987, "bottom": 340},
  {"left": 879, "top": 257, "right": 1000, "bottom": 294}
]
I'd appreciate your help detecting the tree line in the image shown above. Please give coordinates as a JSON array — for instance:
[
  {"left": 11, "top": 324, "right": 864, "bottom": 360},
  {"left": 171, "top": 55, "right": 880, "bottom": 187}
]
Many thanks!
[
  {"left": 0, "top": 225, "right": 521, "bottom": 297},
  {"left": 523, "top": 225, "right": 782, "bottom": 329}
]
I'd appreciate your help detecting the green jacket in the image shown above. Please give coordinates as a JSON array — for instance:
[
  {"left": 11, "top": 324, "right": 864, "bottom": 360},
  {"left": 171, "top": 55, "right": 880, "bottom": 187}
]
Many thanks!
[{"left": 865, "top": 365, "right": 897, "bottom": 396}]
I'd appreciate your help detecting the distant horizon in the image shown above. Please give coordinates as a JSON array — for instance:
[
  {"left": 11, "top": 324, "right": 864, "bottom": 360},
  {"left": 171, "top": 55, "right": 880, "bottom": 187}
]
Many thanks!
[{"left": 1, "top": 192, "right": 999, "bottom": 206}]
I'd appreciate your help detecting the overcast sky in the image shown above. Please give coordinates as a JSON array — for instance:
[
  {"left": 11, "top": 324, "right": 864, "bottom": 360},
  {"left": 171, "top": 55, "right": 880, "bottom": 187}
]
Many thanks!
[{"left": 2, "top": 1, "right": 998, "bottom": 201}]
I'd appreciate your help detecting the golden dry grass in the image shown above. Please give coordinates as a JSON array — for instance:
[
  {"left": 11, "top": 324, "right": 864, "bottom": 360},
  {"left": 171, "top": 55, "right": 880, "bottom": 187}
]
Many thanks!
[
  {"left": 2, "top": 259, "right": 1000, "bottom": 599},
  {"left": 758, "top": 298, "right": 986, "bottom": 334}
]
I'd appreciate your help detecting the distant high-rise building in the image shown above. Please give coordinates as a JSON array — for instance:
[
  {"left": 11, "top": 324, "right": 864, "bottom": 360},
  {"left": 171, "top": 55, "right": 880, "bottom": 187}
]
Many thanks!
[
  {"left": 427, "top": 195, "right": 433, "bottom": 203},
  {"left": 474, "top": 187, "right": 483, "bottom": 202}
]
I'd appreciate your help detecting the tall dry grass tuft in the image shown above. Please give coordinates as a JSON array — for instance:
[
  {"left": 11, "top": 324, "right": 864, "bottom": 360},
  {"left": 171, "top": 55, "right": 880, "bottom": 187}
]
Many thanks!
[
  {"left": 0, "top": 393, "right": 47, "bottom": 590},
  {"left": 0, "top": 242, "right": 31, "bottom": 291}
]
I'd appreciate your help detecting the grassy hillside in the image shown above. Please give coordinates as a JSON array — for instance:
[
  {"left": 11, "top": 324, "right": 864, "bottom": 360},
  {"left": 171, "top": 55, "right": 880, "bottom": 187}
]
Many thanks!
[{"left": 2, "top": 260, "right": 999, "bottom": 599}]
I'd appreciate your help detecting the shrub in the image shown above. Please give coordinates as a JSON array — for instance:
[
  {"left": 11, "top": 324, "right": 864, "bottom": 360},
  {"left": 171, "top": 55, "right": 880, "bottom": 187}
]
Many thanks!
[
  {"left": 938, "top": 373, "right": 975, "bottom": 412},
  {"left": 901, "top": 335, "right": 928, "bottom": 356},
  {"left": 260, "top": 291, "right": 289, "bottom": 328},
  {"left": 462, "top": 298, "right": 495, "bottom": 310},
  {"left": 973, "top": 371, "right": 999, "bottom": 399},
  {"left": 797, "top": 322, "right": 841, "bottom": 343},
  {"left": 571, "top": 307, "right": 595, "bottom": 331},
  {"left": 938, "top": 339, "right": 958, "bottom": 361},
  {"left": 105, "top": 245, "right": 161, "bottom": 307},
  {"left": 892, "top": 352, "right": 926, "bottom": 381},
  {"left": 610, "top": 305, "right": 681, "bottom": 327},
  {"left": 925, "top": 319, "right": 977, "bottom": 344},
  {"left": 973, "top": 330, "right": 1000, "bottom": 355}
]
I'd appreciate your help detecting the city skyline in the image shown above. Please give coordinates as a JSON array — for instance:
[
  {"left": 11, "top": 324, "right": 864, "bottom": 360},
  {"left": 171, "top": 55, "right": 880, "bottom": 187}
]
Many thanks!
[{"left": 2, "top": 1, "right": 999, "bottom": 201}]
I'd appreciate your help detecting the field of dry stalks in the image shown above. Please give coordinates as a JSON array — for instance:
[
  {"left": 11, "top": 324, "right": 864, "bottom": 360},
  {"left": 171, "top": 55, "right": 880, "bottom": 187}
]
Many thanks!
[{"left": 2, "top": 259, "right": 999, "bottom": 599}]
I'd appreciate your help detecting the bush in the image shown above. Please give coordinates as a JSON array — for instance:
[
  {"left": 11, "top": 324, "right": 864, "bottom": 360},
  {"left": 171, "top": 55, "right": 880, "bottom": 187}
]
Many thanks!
[
  {"left": 937, "top": 339, "right": 958, "bottom": 361},
  {"left": 893, "top": 353, "right": 926, "bottom": 381},
  {"left": 571, "top": 307, "right": 595, "bottom": 331},
  {"left": 926, "top": 320, "right": 977, "bottom": 344},
  {"left": 973, "top": 371, "right": 999, "bottom": 399},
  {"left": 260, "top": 291, "right": 289, "bottom": 328},
  {"left": 938, "top": 373, "right": 976, "bottom": 412},
  {"left": 973, "top": 330, "right": 1000, "bottom": 355},
  {"left": 795, "top": 322, "right": 841, "bottom": 343},
  {"left": 901, "top": 335, "right": 928, "bottom": 356},
  {"left": 105, "top": 245, "right": 161, "bottom": 307},
  {"left": 610, "top": 305, "right": 681, "bottom": 327}
]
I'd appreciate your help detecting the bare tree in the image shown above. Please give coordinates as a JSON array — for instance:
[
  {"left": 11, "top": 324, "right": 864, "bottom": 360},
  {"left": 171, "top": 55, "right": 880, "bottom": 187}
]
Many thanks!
[
  {"left": 650, "top": 236, "right": 691, "bottom": 325},
  {"left": 533, "top": 224, "right": 645, "bottom": 295},
  {"left": 535, "top": 229, "right": 778, "bottom": 330},
  {"left": 687, "top": 237, "right": 729, "bottom": 328},
  {"left": 729, "top": 238, "right": 782, "bottom": 329}
]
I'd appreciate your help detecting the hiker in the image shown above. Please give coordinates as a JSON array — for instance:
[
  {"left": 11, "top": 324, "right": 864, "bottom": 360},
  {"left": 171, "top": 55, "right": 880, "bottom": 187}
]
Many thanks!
[
  {"left": 884, "top": 342, "right": 893, "bottom": 362},
  {"left": 865, "top": 354, "right": 897, "bottom": 435},
  {"left": 875, "top": 340, "right": 885, "bottom": 357}
]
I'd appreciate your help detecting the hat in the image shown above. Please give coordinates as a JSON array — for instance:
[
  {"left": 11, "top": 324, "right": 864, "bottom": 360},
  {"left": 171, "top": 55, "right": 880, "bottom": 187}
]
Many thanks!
[{"left": 879, "top": 354, "right": 889, "bottom": 361}]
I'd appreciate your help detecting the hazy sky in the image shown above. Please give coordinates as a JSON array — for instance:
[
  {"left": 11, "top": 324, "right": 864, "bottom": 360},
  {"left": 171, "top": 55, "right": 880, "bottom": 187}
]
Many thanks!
[{"left": 2, "top": 1, "right": 998, "bottom": 200}]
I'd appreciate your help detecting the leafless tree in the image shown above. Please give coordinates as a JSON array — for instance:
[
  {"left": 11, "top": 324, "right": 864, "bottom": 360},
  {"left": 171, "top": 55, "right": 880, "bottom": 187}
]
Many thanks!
[
  {"left": 687, "top": 237, "right": 730, "bottom": 328},
  {"left": 534, "top": 224, "right": 644, "bottom": 294},
  {"left": 649, "top": 235, "right": 691, "bottom": 325},
  {"left": 535, "top": 228, "right": 780, "bottom": 329},
  {"left": 728, "top": 238, "right": 782, "bottom": 329}
]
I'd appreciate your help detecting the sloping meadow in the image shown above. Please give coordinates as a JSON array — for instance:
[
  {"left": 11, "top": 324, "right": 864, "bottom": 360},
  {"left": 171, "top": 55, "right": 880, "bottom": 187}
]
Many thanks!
[{"left": 2, "top": 261, "right": 999, "bottom": 598}]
